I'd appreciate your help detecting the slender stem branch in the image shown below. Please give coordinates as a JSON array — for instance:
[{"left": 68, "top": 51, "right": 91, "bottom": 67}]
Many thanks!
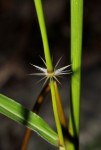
[
  {"left": 54, "top": 82, "right": 67, "bottom": 128},
  {"left": 50, "top": 79, "right": 65, "bottom": 148},
  {"left": 34, "top": 0, "right": 53, "bottom": 71},
  {"left": 21, "top": 129, "right": 31, "bottom": 150},
  {"left": 34, "top": 0, "right": 65, "bottom": 148}
]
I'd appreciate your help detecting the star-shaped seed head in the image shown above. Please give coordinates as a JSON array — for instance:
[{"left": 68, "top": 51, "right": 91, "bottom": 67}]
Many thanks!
[{"left": 28, "top": 56, "right": 72, "bottom": 86}]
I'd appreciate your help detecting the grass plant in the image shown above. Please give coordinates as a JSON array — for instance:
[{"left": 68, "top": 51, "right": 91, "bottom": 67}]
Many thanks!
[{"left": 0, "top": 0, "right": 83, "bottom": 150}]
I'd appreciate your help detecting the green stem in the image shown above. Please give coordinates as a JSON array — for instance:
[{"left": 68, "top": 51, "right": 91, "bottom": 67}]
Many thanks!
[
  {"left": 68, "top": 0, "right": 83, "bottom": 150},
  {"left": 34, "top": 0, "right": 65, "bottom": 148},
  {"left": 50, "top": 79, "right": 65, "bottom": 148},
  {"left": 34, "top": 0, "right": 53, "bottom": 71}
]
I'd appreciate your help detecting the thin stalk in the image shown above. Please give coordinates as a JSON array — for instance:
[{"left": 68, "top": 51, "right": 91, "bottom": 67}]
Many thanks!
[
  {"left": 54, "top": 82, "right": 67, "bottom": 129},
  {"left": 54, "top": 81, "right": 70, "bottom": 150},
  {"left": 21, "top": 129, "right": 31, "bottom": 150},
  {"left": 50, "top": 79, "right": 65, "bottom": 148},
  {"left": 68, "top": 0, "right": 83, "bottom": 150},
  {"left": 34, "top": 0, "right": 65, "bottom": 149},
  {"left": 34, "top": 0, "right": 53, "bottom": 71}
]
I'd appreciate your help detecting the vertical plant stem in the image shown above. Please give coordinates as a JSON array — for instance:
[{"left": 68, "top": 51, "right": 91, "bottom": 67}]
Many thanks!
[
  {"left": 50, "top": 80, "right": 65, "bottom": 148},
  {"left": 68, "top": 0, "right": 83, "bottom": 150},
  {"left": 21, "top": 129, "right": 31, "bottom": 150},
  {"left": 54, "top": 81, "right": 69, "bottom": 150},
  {"left": 34, "top": 0, "right": 65, "bottom": 148},
  {"left": 34, "top": 0, "right": 53, "bottom": 71},
  {"left": 54, "top": 82, "right": 67, "bottom": 128}
]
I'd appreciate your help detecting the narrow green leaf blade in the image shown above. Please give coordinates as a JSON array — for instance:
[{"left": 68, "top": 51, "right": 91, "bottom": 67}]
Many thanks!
[
  {"left": 68, "top": 0, "right": 83, "bottom": 149},
  {"left": 0, "top": 94, "right": 58, "bottom": 146}
]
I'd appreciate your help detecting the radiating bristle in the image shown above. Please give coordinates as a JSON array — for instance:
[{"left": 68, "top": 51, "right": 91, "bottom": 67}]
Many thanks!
[
  {"left": 27, "top": 73, "right": 46, "bottom": 76},
  {"left": 29, "top": 57, "right": 71, "bottom": 86},
  {"left": 36, "top": 76, "right": 47, "bottom": 84},
  {"left": 40, "top": 56, "right": 47, "bottom": 67},
  {"left": 30, "top": 63, "right": 46, "bottom": 73},
  {"left": 53, "top": 76, "right": 61, "bottom": 84},
  {"left": 42, "top": 77, "right": 49, "bottom": 87},
  {"left": 54, "top": 56, "right": 63, "bottom": 70}
]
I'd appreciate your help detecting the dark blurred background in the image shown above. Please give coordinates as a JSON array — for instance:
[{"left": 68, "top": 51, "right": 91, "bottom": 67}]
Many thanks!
[{"left": 0, "top": 0, "right": 101, "bottom": 150}]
